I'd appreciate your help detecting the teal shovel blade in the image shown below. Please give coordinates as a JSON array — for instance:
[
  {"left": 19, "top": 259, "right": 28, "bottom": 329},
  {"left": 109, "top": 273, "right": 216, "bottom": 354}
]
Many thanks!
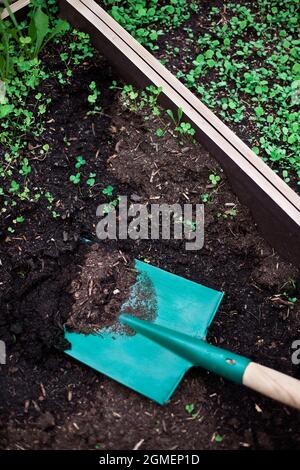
[{"left": 64, "top": 260, "right": 223, "bottom": 404}]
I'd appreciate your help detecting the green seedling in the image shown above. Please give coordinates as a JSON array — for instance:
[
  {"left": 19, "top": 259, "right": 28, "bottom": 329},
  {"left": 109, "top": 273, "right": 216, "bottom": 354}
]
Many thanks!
[
  {"left": 224, "top": 207, "right": 237, "bottom": 218},
  {"left": 87, "top": 81, "right": 101, "bottom": 114},
  {"left": 209, "top": 174, "right": 221, "bottom": 186},
  {"left": 102, "top": 185, "right": 114, "bottom": 197},
  {"left": 166, "top": 107, "right": 183, "bottom": 126},
  {"left": 185, "top": 403, "right": 195, "bottom": 414},
  {"left": 212, "top": 433, "right": 223, "bottom": 443},
  {"left": 69, "top": 173, "right": 81, "bottom": 185},
  {"left": 13, "top": 216, "right": 25, "bottom": 224},
  {"left": 175, "top": 122, "right": 196, "bottom": 137},
  {"left": 75, "top": 155, "right": 86, "bottom": 168},
  {"left": 156, "top": 128, "right": 165, "bottom": 137},
  {"left": 185, "top": 403, "right": 201, "bottom": 420},
  {"left": 201, "top": 193, "right": 210, "bottom": 203},
  {"left": 87, "top": 172, "right": 96, "bottom": 187},
  {"left": 87, "top": 81, "right": 100, "bottom": 104}
]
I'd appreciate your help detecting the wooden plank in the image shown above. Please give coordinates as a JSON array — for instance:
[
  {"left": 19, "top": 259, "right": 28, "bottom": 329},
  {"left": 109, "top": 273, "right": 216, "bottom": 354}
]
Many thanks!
[
  {"left": 1, "top": 0, "right": 30, "bottom": 19},
  {"left": 59, "top": 0, "right": 300, "bottom": 266}
]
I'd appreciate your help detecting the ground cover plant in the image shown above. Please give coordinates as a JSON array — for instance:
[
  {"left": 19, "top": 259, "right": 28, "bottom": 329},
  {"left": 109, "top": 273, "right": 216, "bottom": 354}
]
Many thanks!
[
  {"left": 0, "top": 0, "right": 97, "bottom": 233},
  {"left": 102, "top": 0, "right": 199, "bottom": 50},
  {"left": 102, "top": 0, "right": 300, "bottom": 188},
  {"left": 0, "top": 0, "right": 300, "bottom": 452}
]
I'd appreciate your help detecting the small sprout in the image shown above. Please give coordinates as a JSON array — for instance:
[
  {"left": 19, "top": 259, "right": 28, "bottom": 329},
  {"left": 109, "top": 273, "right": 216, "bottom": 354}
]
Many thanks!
[
  {"left": 209, "top": 174, "right": 221, "bottom": 186},
  {"left": 75, "top": 155, "right": 87, "bottom": 168},
  {"left": 102, "top": 185, "right": 114, "bottom": 197},
  {"left": 184, "top": 219, "right": 196, "bottom": 231},
  {"left": 185, "top": 403, "right": 195, "bottom": 414},
  {"left": 224, "top": 207, "right": 237, "bottom": 218},
  {"left": 175, "top": 122, "right": 196, "bottom": 137},
  {"left": 212, "top": 433, "right": 223, "bottom": 443},
  {"left": 38, "top": 104, "right": 46, "bottom": 115},
  {"left": 87, "top": 173, "right": 96, "bottom": 186},
  {"left": 282, "top": 170, "right": 290, "bottom": 183},
  {"left": 45, "top": 191, "right": 54, "bottom": 204},
  {"left": 110, "top": 80, "right": 118, "bottom": 90},
  {"left": 69, "top": 173, "right": 81, "bottom": 184},
  {"left": 201, "top": 193, "right": 210, "bottom": 203},
  {"left": 166, "top": 108, "right": 176, "bottom": 124},
  {"left": 13, "top": 216, "right": 25, "bottom": 224},
  {"left": 9, "top": 181, "right": 20, "bottom": 193},
  {"left": 156, "top": 128, "right": 165, "bottom": 137},
  {"left": 254, "top": 106, "right": 264, "bottom": 117},
  {"left": 20, "top": 159, "right": 32, "bottom": 176},
  {"left": 88, "top": 81, "right": 101, "bottom": 105}
]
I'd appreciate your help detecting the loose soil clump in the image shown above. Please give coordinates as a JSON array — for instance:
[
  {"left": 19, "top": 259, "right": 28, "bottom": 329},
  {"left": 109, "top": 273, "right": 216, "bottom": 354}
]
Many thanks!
[{"left": 66, "top": 245, "right": 136, "bottom": 334}]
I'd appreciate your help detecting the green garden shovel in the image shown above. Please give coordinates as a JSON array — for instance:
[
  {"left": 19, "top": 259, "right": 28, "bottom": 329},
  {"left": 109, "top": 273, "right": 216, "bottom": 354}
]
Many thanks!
[{"left": 65, "top": 260, "right": 300, "bottom": 409}]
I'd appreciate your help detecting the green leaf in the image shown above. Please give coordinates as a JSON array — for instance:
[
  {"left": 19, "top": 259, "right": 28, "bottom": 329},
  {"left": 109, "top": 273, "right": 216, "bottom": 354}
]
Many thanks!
[
  {"left": 255, "top": 106, "right": 264, "bottom": 117},
  {"left": 185, "top": 404, "right": 194, "bottom": 414},
  {"left": 166, "top": 109, "right": 175, "bottom": 124},
  {"left": 102, "top": 185, "right": 114, "bottom": 196},
  {"left": 156, "top": 128, "right": 164, "bottom": 137},
  {"left": 43, "top": 20, "right": 70, "bottom": 53},
  {"left": 9, "top": 180, "right": 20, "bottom": 193},
  {"left": 19, "top": 36, "right": 32, "bottom": 45},
  {"left": 75, "top": 156, "right": 86, "bottom": 168},
  {"left": 288, "top": 134, "right": 296, "bottom": 144},
  {"left": 14, "top": 216, "right": 25, "bottom": 223},
  {"left": 205, "top": 49, "right": 214, "bottom": 59},
  {"left": 33, "top": 7, "right": 49, "bottom": 56},
  {"left": 292, "top": 63, "right": 300, "bottom": 76},
  {"left": 87, "top": 177, "right": 96, "bottom": 186},
  {"left": 177, "top": 107, "right": 183, "bottom": 122},
  {"left": 0, "top": 104, "right": 13, "bottom": 118},
  {"left": 69, "top": 173, "right": 81, "bottom": 184},
  {"left": 207, "top": 59, "right": 216, "bottom": 67},
  {"left": 164, "top": 5, "right": 175, "bottom": 14},
  {"left": 149, "top": 30, "right": 158, "bottom": 41}
]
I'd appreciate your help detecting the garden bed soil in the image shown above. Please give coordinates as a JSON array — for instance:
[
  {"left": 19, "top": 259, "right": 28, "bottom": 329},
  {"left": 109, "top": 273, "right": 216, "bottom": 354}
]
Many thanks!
[
  {"left": 154, "top": 1, "right": 299, "bottom": 192},
  {"left": 100, "top": 0, "right": 300, "bottom": 191},
  {"left": 0, "top": 44, "right": 300, "bottom": 450}
]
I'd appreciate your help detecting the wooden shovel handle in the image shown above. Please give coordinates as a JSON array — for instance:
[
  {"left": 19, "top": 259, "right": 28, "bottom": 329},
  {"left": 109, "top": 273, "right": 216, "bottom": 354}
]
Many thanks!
[{"left": 243, "top": 362, "right": 300, "bottom": 410}]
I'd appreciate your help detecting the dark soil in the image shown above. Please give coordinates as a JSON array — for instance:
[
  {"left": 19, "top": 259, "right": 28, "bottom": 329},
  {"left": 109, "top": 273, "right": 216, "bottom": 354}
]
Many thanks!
[{"left": 0, "top": 39, "right": 300, "bottom": 450}]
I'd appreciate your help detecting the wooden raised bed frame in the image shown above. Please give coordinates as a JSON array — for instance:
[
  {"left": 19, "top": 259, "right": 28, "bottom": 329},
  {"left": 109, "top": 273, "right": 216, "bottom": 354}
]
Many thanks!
[{"left": 2, "top": 0, "right": 300, "bottom": 267}]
